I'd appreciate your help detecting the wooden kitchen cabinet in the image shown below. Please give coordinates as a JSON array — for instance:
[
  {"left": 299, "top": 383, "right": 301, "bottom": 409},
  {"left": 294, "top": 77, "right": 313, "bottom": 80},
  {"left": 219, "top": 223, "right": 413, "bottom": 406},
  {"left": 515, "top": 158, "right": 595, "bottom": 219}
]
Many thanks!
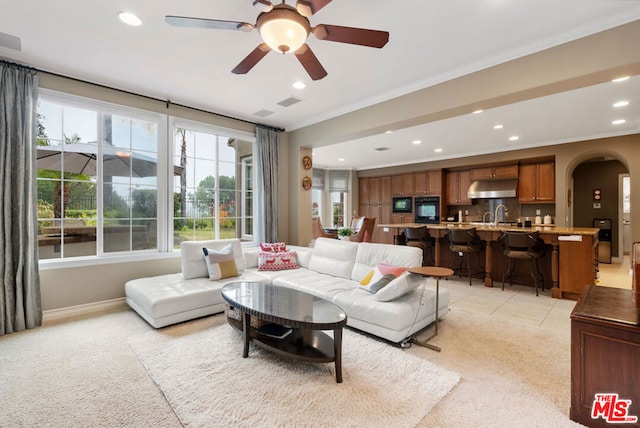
[
  {"left": 519, "top": 161, "right": 555, "bottom": 203},
  {"left": 445, "top": 169, "right": 472, "bottom": 205},
  {"left": 392, "top": 174, "right": 414, "bottom": 196},
  {"left": 414, "top": 170, "right": 442, "bottom": 195},
  {"left": 358, "top": 176, "right": 392, "bottom": 244},
  {"left": 470, "top": 164, "right": 518, "bottom": 181}
]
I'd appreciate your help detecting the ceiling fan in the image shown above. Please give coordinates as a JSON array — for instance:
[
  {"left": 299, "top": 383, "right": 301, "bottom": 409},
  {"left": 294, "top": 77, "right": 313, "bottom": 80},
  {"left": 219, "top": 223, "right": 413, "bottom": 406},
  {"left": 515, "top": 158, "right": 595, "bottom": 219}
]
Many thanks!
[{"left": 165, "top": 0, "right": 389, "bottom": 80}]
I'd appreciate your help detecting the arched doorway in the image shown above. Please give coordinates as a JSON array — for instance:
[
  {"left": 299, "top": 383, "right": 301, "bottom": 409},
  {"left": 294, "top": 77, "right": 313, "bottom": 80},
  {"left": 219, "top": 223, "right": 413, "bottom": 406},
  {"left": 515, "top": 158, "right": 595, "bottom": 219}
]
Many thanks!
[{"left": 569, "top": 152, "right": 631, "bottom": 287}]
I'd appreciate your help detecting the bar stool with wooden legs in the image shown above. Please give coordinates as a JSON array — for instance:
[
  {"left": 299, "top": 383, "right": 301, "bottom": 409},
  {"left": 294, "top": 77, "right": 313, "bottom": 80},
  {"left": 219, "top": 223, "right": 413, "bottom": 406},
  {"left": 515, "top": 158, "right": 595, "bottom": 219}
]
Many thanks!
[
  {"left": 446, "top": 227, "right": 485, "bottom": 285},
  {"left": 498, "top": 231, "right": 545, "bottom": 296},
  {"left": 403, "top": 226, "right": 435, "bottom": 266}
]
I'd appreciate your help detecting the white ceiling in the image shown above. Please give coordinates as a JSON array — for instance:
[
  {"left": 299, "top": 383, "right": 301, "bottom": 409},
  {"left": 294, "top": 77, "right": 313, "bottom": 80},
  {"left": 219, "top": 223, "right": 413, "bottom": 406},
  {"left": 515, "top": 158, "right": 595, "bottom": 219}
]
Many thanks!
[{"left": 1, "top": 0, "right": 640, "bottom": 169}]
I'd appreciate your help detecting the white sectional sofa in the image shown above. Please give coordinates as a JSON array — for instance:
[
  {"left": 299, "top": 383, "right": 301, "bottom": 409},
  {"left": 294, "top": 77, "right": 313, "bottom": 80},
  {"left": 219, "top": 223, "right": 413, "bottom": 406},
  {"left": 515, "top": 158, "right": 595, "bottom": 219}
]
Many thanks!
[{"left": 125, "top": 237, "right": 450, "bottom": 344}]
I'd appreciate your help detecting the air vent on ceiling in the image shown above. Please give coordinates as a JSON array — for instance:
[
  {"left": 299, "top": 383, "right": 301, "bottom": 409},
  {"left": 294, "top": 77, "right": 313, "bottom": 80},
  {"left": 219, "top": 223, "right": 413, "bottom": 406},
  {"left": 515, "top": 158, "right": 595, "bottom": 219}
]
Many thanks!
[
  {"left": 0, "top": 32, "right": 22, "bottom": 51},
  {"left": 254, "top": 109, "right": 274, "bottom": 118},
  {"left": 277, "top": 97, "right": 302, "bottom": 107},
  {"left": 374, "top": 147, "right": 391, "bottom": 151}
]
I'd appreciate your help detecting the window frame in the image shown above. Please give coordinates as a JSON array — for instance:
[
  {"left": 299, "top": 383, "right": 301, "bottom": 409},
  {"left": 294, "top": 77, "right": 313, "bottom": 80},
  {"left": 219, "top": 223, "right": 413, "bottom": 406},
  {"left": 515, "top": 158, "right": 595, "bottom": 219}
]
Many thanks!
[{"left": 37, "top": 90, "right": 256, "bottom": 270}]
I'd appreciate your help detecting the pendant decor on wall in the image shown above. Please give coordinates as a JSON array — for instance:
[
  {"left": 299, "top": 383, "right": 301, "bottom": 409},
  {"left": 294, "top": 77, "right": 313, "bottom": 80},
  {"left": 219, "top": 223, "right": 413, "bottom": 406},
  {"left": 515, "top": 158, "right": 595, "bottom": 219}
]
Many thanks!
[
  {"left": 302, "top": 175, "right": 312, "bottom": 190},
  {"left": 302, "top": 155, "right": 312, "bottom": 170}
]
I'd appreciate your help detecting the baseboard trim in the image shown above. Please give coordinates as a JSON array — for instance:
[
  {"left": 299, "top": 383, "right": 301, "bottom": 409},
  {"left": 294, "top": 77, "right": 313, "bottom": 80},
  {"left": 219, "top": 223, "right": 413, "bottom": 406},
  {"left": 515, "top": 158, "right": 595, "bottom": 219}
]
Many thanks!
[{"left": 43, "top": 298, "right": 128, "bottom": 322}]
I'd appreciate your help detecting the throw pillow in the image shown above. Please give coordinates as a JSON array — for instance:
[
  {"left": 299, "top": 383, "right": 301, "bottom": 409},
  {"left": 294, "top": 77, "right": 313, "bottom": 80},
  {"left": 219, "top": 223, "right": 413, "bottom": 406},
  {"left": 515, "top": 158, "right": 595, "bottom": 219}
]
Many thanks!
[
  {"left": 361, "top": 262, "right": 408, "bottom": 293},
  {"left": 360, "top": 269, "right": 375, "bottom": 285},
  {"left": 203, "top": 245, "right": 239, "bottom": 280},
  {"left": 374, "top": 271, "right": 422, "bottom": 301},
  {"left": 259, "top": 242, "right": 287, "bottom": 253},
  {"left": 258, "top": 250, "right": 299, "bottom": 271}
]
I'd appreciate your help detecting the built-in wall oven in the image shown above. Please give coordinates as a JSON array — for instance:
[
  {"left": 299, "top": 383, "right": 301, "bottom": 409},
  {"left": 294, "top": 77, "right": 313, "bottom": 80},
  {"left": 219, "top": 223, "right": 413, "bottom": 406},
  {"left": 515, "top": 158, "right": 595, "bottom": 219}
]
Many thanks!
[{"left": 414, "top": 196, "right": 440, "bottom": 224}]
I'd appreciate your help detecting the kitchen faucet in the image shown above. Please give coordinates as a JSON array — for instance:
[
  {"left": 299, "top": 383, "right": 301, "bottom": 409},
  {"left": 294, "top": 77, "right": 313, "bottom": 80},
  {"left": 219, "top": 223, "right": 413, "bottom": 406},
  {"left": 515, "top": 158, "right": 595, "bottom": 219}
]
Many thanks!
[
  {"left": 482, "top": 211, "right": 491, "bottom": 225},
  {"left": 494, "top": 204, "right": 508, "bottom": 227}
]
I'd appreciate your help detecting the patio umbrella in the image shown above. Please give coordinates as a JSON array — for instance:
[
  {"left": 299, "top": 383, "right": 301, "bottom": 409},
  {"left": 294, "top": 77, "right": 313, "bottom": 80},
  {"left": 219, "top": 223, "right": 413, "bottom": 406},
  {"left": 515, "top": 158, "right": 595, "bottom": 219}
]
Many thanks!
[{"left": 37, "top": 143, "right": 183, "bottom": 177}]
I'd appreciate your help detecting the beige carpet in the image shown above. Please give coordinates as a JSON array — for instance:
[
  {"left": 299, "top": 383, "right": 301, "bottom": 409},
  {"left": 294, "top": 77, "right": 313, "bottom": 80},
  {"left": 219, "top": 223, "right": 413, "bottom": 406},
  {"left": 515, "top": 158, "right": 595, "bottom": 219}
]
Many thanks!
[{"left": 127, "top": 317, "right": 460, "bottom": 427}]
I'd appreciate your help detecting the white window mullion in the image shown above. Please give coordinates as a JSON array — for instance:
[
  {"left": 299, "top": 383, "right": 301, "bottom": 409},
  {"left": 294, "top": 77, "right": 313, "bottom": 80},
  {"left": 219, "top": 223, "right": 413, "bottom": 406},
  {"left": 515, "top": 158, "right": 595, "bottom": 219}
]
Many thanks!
[
  {"left": 96, "top": 112, "right": 104, "bottom": 256},
  {"left": 158, "top": 116, "right": 171, "bottom": 252}
]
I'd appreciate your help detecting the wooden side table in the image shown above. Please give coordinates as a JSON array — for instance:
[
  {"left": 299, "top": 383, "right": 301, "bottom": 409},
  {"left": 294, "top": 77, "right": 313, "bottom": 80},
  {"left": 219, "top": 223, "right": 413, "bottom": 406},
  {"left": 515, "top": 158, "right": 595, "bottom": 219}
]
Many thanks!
[{"left": 407, "top": 266, "right": 454, "bottom": 352}]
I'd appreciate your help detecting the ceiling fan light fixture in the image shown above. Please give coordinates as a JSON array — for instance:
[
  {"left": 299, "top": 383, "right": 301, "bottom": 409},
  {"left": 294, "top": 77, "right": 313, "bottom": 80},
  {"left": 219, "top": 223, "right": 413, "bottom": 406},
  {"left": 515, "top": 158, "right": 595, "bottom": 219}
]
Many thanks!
[{"left": 257, "top": 5, "right": 310, "bottom": 54}]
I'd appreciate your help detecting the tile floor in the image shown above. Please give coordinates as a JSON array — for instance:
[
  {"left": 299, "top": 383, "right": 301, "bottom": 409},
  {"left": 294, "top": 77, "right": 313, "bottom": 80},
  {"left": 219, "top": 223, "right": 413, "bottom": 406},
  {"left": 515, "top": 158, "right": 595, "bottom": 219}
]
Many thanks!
[
  {"left": 596, "top": 255, "right": 633, "bottom": 289},
  {"left": 438, "top": 255, "right": 634, "bottom": 334}
]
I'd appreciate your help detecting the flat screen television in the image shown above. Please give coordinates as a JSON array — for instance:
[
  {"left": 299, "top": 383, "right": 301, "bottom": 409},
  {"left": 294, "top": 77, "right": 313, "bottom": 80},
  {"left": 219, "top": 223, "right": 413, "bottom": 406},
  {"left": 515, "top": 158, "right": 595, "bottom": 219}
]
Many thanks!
[{"left": 392, "top": 196, "right": 412, "bottom": 213}]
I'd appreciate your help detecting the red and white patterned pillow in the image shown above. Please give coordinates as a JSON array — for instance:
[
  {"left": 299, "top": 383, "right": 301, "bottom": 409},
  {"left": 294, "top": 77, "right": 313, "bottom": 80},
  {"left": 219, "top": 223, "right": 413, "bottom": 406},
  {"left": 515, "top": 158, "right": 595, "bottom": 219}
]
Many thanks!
[
  {"left": 259, "top": 242, "right": 287, "bottom": 253},
  {"left": 258, "top": 250, "right": 299, "bottom": 271}
]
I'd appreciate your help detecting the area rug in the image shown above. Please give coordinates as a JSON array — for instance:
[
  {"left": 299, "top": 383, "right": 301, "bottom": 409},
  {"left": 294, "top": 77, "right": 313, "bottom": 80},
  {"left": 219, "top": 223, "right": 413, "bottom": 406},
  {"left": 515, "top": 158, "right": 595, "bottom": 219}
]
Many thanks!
[{"left": 127, "top": 316, "right": 460, "bottom": 427}]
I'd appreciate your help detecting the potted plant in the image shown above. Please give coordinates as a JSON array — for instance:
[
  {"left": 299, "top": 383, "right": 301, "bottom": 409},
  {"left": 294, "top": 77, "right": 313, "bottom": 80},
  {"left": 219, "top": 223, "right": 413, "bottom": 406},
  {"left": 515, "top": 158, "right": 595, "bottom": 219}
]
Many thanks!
[{"left": 338, "top": 227, "right": 354, "bottom": 241}]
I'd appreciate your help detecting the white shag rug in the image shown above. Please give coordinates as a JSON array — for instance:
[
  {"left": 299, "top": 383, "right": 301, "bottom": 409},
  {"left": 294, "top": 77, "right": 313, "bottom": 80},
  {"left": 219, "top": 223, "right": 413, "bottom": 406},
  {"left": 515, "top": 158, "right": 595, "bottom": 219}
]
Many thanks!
[{"left": 128, "top": 317, "right": 460, "bottom": 428}]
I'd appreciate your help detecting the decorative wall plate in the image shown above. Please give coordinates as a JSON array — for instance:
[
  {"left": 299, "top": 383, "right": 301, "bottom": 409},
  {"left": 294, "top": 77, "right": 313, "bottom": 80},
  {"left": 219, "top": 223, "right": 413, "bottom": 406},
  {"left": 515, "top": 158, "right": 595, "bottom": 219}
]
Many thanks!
[
  {"left": 302, "top": 175, "right": 312, "bottom": 190},
  {"left": 302, "top": 155, "right": 312, "bottom": 170}
]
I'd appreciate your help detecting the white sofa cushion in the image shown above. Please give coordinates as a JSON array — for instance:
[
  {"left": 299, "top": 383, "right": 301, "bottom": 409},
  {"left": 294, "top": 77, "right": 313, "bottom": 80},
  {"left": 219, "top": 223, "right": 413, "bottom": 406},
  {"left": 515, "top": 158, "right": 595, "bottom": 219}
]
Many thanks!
[
  {"left": 181, "top": 239, "right": 245, "bottom": 279},
  {"left": 309, "top": 238, "right": 358, "bottom": 279},
  {"left": 308, "top": 238, "right": 358, "bottom": 280},
  {"left": 350, "top": 242, "right": 422, "bottom": 282}
]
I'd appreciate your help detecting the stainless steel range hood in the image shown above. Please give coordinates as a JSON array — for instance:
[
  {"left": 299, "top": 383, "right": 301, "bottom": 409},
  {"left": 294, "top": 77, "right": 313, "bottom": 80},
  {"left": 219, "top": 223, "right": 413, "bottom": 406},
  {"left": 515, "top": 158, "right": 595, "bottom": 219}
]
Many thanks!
[{"left": 467, "top": 179, "right": 518, "bottom": 199}]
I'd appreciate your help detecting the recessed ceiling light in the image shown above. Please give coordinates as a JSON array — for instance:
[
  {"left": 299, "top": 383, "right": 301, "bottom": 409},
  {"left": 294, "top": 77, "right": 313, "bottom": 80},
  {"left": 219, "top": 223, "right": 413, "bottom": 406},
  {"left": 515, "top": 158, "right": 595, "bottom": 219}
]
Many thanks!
[
  {"left": 613, "top": 100, "right": 629, "bottom": 108},
  {"left": 508, "top": 136, "right": 519, "bottom": 141},
  {"left": 612, "top": 76, "right": 630, "bottom": 83},
  {"left": 412, "top": 140, "right": 421, "bottom": 145},
  {"left": 118, "top": 11, "right": 142, "bottom": 26},
  {"left": 434, "top": 148, "right": 443, "bottom": 153},
  {"left": 338, "top": 158, "right": 345, "bottom": 162},
  {"left": 493, "top": 124, "right": 504, "bottom": 130},
  {"left": 472, "top": 109, "right": 483, "bottom": 114},
  {"left": 385, "top": 130, "right": 392, "bottom": 134},
  {"left": 293, "top": 81, "right": 306, "bottom": 89},
  {"left": 612, "top": 119, "right": 626, "bottom": 125}
]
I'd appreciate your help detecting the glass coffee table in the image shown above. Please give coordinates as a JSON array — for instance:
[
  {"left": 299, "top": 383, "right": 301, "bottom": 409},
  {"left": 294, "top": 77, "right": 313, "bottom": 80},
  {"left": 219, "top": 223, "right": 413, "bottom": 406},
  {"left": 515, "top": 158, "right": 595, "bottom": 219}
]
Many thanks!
[{"left": 221, "top": 282, "right": 348, "bottom": 383}]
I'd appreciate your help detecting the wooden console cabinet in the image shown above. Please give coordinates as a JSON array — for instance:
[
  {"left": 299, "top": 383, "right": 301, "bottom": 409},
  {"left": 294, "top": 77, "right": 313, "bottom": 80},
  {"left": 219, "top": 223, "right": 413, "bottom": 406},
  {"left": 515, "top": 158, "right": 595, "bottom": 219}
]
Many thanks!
[{"left": 570, "top": 285, "right": 640, "bottom": 427}]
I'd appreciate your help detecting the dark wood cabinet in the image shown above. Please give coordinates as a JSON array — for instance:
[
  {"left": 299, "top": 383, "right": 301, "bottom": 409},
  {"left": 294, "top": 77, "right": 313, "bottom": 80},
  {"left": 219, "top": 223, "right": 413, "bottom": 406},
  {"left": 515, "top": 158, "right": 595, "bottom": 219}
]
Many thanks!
[
  {"left": 570, "top": 285, "right": 640, "bottom": 427},
  {"left": 519, "top": 161, "right": 555, "bottom": 203},
  {"left": 392, "top": 174, "right": 414, "bottom": 196},
  {"left": 414, "top": 170, "right": 442, "bottom": 195},
  {"left": 445, "top": 170, "right": 471, "bottom": 205},
  {"left": 470, "top": 164, "right": 518, "bottom": 181}
]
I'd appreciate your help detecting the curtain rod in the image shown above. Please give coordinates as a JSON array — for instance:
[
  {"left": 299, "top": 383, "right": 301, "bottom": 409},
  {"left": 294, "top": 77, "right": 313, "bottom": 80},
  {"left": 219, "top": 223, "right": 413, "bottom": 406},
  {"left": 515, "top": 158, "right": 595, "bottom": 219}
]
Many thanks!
[{"left": 0, "top": 58, "right": 285, "bottom": 133}]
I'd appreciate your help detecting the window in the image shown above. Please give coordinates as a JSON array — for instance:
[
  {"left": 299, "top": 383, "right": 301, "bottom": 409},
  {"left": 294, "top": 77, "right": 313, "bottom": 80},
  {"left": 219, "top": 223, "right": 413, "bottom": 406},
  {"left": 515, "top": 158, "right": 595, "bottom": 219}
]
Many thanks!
[
  {"left": 329, "top": 170, "right": 350, "bottom": 228},
  {"left": 241, "top": 157, "right": 254, "bottom": 238},
  {"left": 37, "top": 94, "right": 162, "bottom": 260},
  {"left": 36, "top": 91, "right": 255, "bottom": 263},
  {"left": 171, "top": 120, "right": 255, "bottom": 248},
  {"left": 311, "top": 168, "right": 324, "bottom": 218}
]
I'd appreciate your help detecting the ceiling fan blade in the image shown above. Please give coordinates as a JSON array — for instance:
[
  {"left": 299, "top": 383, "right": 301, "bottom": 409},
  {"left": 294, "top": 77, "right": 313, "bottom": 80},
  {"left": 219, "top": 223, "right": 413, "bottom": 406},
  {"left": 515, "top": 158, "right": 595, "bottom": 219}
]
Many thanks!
[
  {"left": 252, "top": 0, "right": 274, "bottom": 12},
  {"left": 232, "top": 43, "right": 271, "bottom": 74},
  {"left": 296, "top": 0, "right": 332, "bottom": 17},
  {"left": 313, "top": 24, "right": 389, "bottom": 48},
  {"left": 165, "top": 16, "right": 254, "bottom": 32},
  {"left": 295, "top": 44, "right": 327, "bottom": 81}
]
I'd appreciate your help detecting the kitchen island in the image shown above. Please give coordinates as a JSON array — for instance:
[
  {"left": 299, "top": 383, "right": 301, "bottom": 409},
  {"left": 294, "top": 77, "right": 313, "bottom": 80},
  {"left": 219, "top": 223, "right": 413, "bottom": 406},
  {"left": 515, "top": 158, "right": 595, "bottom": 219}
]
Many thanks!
[{"left": 378, "top": 222, "right": 599, "bottom": 299}]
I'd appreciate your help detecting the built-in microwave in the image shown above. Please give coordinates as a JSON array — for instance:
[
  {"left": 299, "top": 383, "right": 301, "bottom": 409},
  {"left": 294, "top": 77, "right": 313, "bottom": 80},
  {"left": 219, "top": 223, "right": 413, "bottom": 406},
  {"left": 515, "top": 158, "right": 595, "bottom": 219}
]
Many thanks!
[
  {"left": 392, "top": 196, "right": 412, "bottom": 213},
  {"left": 414, "top": 196, "right": 440, "bottom": 224}
]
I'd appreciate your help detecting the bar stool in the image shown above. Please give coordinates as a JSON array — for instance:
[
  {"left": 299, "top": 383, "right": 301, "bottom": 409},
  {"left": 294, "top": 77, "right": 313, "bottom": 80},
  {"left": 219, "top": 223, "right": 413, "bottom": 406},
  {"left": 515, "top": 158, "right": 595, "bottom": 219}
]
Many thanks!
[
  {"left": 403, "top": 226, "right": 435, "bottom": 266},
  {"left": 498, "top": 231, "right": 545, "bottom": 296},
  {"left": 446, "top": 227, "right": 485, "bottom": 285}
]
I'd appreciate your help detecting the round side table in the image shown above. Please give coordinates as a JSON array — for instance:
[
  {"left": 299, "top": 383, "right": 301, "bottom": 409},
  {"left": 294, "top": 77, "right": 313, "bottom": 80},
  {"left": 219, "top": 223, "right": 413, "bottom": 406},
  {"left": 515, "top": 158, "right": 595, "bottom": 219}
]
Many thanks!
[{"left": 407, "top": 266, "right": 454, "bottom": 352}]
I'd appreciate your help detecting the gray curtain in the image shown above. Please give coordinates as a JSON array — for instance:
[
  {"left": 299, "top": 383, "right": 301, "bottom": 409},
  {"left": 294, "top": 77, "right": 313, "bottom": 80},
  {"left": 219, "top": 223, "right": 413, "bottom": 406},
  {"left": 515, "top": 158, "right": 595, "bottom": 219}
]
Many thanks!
[
  {"left": 0, "top": 63, "right": 42, "bottom": 335},
  {"left": 255, "top": 126, "right": 280, "bottom": 243}
]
